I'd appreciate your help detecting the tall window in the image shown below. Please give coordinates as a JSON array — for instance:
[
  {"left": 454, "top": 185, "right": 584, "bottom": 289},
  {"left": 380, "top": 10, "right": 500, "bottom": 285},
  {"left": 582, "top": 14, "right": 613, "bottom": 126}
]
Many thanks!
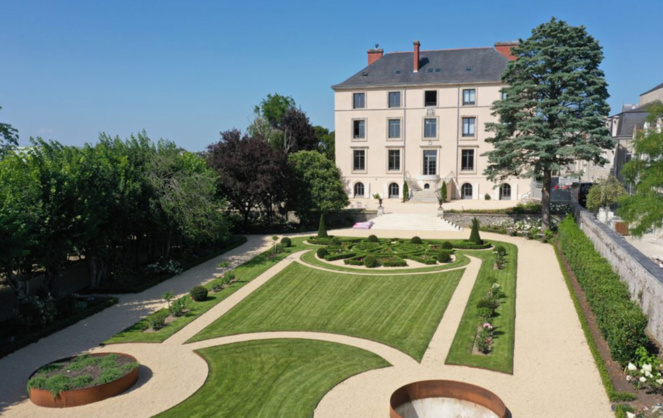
[
  {"left": 461, "top": 149, "right": 475, "bottom": 171},
  {"left": 388, "top": 183, "right": 399, "bottom": 198},
  {"left": 423, "top": 150, "right": 437, "bottom": 175},
  {"left": 461, "top": 183, "right": 473, "bottom": 199},
  {"left": 424, "top": 118, "right": 437, "bottom": 138},
  {"left": 353, "top": 93, "right": 365, "bottom": 109},
  {"left": 353, "top": 120, "right": 365, "bottom": 139},
  {"left": 424, "top": 90, "right": 437, "bottom": 106},
  {"left": 462, "top": 117, "right": 476, "bottom": 137},
  {"left": 500, "top": 184, "right": 511, "bottom": 200},
  {"left": 353, "top": 150, "right": 365, "bottom": 171},
  {"left": 462, "top": 89, "right": 476, "bottom": 105},
  {"left": 388, "top": 119, "right": 401, "bottom": 138},
  {"left": 354, "top": 182, "right": 365, "bottom": 197},
  {"left": 388, "top": 92, "right": 401, "bottom": 108},
  {"left": 388, "top": 149, "right": 400, "bottom": 171}
]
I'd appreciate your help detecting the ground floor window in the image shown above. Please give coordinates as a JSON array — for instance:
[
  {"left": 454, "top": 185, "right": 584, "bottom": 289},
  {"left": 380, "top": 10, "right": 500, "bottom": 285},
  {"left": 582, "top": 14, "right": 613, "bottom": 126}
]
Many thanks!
[
  {"left": 388, "top": 182, "right": 399, "bottom": 198},
  {"left": 354, "top": 182, "right": 365, "bottom": 197},
  {"left": 461, "top": 183, "right": 473, "bottom": 199},
  {"left": 500, "top": 183, "right": 511, "bottom": 200}
]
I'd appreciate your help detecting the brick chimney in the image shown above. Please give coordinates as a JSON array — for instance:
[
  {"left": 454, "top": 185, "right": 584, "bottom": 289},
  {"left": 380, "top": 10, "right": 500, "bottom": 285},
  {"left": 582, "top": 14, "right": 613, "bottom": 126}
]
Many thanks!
[
  {"left": 413, "top": 40, "right": 421, "bottom": 72},
  {"left": 367, "top": 46, "right": 384, "bottom": 66},
  {"left": 495, "top": 42, "right": 518, "bottom": 61}
]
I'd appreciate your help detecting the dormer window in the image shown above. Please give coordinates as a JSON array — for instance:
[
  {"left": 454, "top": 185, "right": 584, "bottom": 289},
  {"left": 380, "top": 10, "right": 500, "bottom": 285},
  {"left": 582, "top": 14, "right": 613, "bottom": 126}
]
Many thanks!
[{"left": 424, "top": 90, "right": 437, "bottom": 107}]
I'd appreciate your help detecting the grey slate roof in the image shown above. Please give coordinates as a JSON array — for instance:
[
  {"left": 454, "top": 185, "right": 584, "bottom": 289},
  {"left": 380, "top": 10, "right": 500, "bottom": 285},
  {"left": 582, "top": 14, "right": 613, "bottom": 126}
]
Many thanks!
[
  {"left": 332, "top": 47, "right": 508, "bottom": 90},
  {"left": 641, "top": 82, "right": 663, "bottom": 96}
]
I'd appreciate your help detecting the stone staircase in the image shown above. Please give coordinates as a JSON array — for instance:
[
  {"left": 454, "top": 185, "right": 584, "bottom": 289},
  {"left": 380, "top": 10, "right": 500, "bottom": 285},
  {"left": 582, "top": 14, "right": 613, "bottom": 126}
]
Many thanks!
[
  {"left": 408, "top": 190, "right": 438, "bottom": 203},
  {"left": 371, "top": 213, "right": 462, "bottom": 232}
]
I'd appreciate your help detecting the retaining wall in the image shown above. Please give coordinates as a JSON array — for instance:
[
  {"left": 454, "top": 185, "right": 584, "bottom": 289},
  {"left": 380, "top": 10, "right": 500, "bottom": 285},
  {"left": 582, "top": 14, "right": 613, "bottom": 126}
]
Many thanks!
[{"left": 573, "top": 204, "right": 663, "bottom": 347}]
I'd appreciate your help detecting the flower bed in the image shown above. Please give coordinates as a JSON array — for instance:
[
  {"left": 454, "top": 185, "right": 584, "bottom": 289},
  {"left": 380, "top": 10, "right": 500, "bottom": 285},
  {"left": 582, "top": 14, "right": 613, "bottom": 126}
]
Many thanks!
[{"left": 27, "top": 353, "right": 139, "bottom": 408}]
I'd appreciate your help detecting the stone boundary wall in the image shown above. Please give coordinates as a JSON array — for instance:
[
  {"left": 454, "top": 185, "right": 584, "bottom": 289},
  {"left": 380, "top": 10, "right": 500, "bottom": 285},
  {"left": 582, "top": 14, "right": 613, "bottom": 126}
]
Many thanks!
[
  {"left": 443, "top": 213, "right": 542, "bottom": 228},
  {"left": 573, "top": 203, "right": 663, "bottom": 347}
]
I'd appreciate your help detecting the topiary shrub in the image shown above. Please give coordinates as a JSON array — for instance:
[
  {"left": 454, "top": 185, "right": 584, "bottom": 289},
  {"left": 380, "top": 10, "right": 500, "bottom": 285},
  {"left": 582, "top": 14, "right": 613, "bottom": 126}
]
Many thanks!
[
  {"left": 281, "top": 237, "right": 292, "bottom": 247},
  {"left": 331, "top": 237, "right": 341, "bottom": 245},
  {"left": 190, "top": 286, "right": 208, "bottom": 302},
  {"left": 367, "top": 235, "right": 378, "bottom": 243},
  {"left": 318, "top": 213, "right": 328, "bottom": 238},
  {"left": 469, "top": 217, "right": 483, "bottom": 244},
  {"left": 316, "top": 248, "right": 329, "bottom": 259},
  {"left": 411, "top": 236, "right": 422, "bottom": 244},
  {"left": 442, "top": 241, "right": 453, "bottom": 250},
  {"left": 437, "top": 252, "right": 451, "bottom": 263},
  {"left": 494, "top": 245, "right": 506, "bottom": 256},
  {"left": 364, "top": 255, "right": 379, "bottom": 268},
  {"left": 402, "top": 182, "right": 409, "bottom": 202}
]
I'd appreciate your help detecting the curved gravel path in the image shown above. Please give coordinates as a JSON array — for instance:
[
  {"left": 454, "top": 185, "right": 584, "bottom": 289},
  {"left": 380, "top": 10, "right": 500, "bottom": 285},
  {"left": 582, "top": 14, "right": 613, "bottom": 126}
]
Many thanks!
[{"left": 0, "top": 230, "right": 613, "bottom": 418}]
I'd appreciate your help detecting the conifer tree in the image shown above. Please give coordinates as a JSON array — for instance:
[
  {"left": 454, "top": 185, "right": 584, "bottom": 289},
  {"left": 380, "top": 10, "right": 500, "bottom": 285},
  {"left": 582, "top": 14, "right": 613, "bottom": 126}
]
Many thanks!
[
  {"left": 317, "top": 213, "right": 328, "bottom": 238},
  {"left": 469, "top": 218, "right": 483, "bottom": 244},
  {"left": 484, "top": 18, "right": 613, "bottom": 228}
]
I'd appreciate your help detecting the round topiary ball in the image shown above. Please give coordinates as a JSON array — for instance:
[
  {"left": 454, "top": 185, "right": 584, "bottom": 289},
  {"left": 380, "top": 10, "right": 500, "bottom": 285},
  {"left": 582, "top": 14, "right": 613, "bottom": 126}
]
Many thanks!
[
  {"left": 367, "top": 235, "right": 378, "bottom": 243},
  {"left": 317, "top": 248, "right": 329, "bottom": 259},
  {"left": 281, "top": 237, "right": 292, "bottom": 248},
  {"left": 437, "top": 251, "right": 451, "bottom": 263},
  {"left": 411, "top": 236, "right": 422, "bottom": 244},
  {"left": 442, "top": 241, "right": 453, "bottom": 250},
  {"left": 364, "top": 255, "right": 379, "bottom": 268},
  {"left": 190, "top": 286, "right": 208, "bottom": 302}
]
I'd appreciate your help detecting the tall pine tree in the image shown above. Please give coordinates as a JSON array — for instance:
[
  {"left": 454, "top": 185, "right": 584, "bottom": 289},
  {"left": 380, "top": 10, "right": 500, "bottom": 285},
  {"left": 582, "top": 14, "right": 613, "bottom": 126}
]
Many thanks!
[{"left": 484, "top": 18, "right": 613, "bottom": 228}]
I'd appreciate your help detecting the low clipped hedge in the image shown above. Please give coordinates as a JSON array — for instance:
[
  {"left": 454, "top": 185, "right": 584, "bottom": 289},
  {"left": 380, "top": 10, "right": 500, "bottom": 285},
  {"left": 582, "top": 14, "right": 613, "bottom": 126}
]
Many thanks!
[
  {"left": 452, "top": 241, "right": 492, "bottom": 250},
  {"left": 405, "top": 254, "right": 438, "bottom": 265},
  {"left": 324, "top": 252, "right": 356, "bottom": 261},
  {"left": 558, "top": 216, "right": 651, "bottom": 366},
  {"left": 377, "top": 256, "right": 407, "bottom": 267}
]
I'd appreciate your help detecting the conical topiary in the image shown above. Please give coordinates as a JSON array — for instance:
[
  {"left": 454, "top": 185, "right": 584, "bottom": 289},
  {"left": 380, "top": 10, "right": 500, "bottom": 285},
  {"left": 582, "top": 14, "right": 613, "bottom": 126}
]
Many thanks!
[
  {"left": 402, "top": 182, "right": 409, "bottom": 202},
  {"left": 441, "top": 181, "right": 447, "bottom": 202},
  {"left": 318, "top": 213, "right": 328, "bottom": 238},
  {"left": 469, "top": 217, "right": 483, "bottom": 244}
]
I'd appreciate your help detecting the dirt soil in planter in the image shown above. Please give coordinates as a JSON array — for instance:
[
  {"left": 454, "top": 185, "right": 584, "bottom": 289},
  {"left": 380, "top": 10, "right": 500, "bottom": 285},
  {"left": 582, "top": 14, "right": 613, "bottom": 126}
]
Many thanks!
[
  {"left": 556, "top": 243, "right": 663, "bottom": 410},
  {"left": 30, "top": 354, "right": 137, "bottom": 390}
]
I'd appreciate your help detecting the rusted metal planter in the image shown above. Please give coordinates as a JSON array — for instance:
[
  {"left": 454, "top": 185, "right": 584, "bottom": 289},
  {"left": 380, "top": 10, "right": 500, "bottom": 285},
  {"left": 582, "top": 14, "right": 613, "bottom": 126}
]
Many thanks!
[
  {"left": 389, "top": 379, "right": 507, "bottom": 418},
  {"left": 29, "top": 353, "right": 139, "bottom": 408}
]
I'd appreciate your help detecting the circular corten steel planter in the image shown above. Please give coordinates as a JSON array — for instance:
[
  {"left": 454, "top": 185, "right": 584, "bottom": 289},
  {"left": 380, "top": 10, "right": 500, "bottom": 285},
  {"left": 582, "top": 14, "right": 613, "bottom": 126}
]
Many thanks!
[
  {"left": 389, "top": 379, "right": 507, "bottom": 418},
  {"left": 29, "top": 353, "right": 139, "bottom": 408}
]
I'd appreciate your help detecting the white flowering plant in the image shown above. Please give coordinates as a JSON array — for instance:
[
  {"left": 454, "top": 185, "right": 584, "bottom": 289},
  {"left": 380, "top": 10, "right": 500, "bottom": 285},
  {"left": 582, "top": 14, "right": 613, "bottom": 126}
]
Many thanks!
[{"left": 625, "top": 346, "right": 663, "bottom": 393}]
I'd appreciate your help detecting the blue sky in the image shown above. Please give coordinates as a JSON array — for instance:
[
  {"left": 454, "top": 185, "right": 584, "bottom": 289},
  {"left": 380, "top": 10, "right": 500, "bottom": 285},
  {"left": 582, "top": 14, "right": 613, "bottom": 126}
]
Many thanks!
[{"left": 1, "top": 0, "right": 661, "bottom": 151}]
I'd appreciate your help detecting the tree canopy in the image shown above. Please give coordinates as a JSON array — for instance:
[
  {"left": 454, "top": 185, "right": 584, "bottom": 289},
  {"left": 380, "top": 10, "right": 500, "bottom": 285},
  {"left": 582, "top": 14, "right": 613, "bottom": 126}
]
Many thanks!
[
  {"left": 618, "top": 102, "right": 663, "bottom": 236},
  {"left": 0, "top": 106, "right": 19, "bottom": 159},
  {"left": 585, "top": 175, "right": 626, "bottom": 212},
  {"left": 483, "top": 18, "right": 613, "bottom": 228}
]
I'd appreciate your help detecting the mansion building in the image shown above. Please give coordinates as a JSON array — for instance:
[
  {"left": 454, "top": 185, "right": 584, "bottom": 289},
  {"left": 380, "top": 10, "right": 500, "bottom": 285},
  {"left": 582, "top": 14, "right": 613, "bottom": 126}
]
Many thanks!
[{"left": 332, "top": 41, "right": 531, "bottom": 203}]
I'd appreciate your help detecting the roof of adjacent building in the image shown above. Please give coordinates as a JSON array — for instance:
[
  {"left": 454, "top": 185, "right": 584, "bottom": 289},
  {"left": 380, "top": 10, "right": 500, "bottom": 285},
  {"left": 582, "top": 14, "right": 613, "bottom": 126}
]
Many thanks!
[
  {"left": 331, "top": 47, "right": 508, "bottom": 90},
  {"left": 611, "top": 103, "right": 659, "bottom": 138},
  {"left": 641, "top": 82, "right": 663, "bottom": 96}
]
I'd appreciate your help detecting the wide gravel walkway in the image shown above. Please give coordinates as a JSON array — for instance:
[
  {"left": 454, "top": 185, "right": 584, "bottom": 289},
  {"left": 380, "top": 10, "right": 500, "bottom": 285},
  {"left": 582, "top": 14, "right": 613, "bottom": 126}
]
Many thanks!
[{"left": 1, "top": 230, "right": 613, "bottom": 417}]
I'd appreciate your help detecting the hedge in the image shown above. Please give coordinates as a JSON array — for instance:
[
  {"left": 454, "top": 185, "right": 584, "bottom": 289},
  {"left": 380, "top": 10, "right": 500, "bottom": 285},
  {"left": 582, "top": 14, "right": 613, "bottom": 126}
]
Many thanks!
[
  {"left": 557, "top": 216, "right": 651, "bottom": 366},
  {"left": 324, "top": 252, "right": 357, "bottom": 261},
  {"left": 452, "top": 241, "right": 492, "bottom": 250},
  {"left": 405, "top": 254, "right": 438, "bottom": 265}
]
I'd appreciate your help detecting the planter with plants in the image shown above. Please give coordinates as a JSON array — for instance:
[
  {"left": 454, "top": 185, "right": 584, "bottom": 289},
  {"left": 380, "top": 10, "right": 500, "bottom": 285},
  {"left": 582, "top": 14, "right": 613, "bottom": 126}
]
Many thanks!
[{"left": 27, "top": 353, "right": 139, "bottom": 408}]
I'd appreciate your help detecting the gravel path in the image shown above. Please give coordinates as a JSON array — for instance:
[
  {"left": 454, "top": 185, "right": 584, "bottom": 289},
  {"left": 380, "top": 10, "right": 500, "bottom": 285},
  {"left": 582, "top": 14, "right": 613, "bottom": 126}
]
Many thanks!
[{"left": 1, "top": 230, "right": 613, "bottom": 417}]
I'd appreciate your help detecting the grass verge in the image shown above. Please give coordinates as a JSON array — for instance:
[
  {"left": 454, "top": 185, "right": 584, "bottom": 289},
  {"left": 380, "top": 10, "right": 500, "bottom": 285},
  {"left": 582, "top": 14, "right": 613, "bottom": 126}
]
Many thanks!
[
  {"left": 157, "top": 339, "right": 389, "bottom": 418},
  {"left": 189, "top": 262, "right": 464, "bottom": 362},
  {"left": 104, "top": 238, "right": 312, "bottom": 344},
  {"left": 445, "top": 242, "right": 517, "bottom": 373}
]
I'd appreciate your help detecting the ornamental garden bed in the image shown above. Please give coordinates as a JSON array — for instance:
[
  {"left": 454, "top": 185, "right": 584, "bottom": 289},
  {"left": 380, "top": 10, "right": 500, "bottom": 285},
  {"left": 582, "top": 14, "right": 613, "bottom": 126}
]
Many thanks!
[{"left": 27, "top": 352, "right": 139, "bottom": 408}]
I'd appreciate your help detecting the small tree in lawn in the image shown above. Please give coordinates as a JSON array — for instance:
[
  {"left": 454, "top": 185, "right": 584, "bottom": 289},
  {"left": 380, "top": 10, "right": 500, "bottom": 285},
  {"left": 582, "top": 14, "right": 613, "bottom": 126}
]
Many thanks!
[
  {"left": 317, "top": 213, "right": 328, "bottom": 238},
  {"left": 618, "top": 102, "right": 663, "bottom": 236},
  {"left": 483, "top": 18, "right": 613, "bottom": 229},
  {"left": 586, "top": 175, "right": 626, "bottom": 213},
  {"left": 402, "top": 182, "right": 409, "bottom": 202},
  {"left": 469, "top": 217, "right": 483, "bottom": 244}
]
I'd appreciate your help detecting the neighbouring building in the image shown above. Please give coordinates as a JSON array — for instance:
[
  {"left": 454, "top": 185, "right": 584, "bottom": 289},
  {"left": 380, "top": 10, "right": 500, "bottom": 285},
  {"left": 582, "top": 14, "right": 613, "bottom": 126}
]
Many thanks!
[{"left": 332, "top": 40, "right": 532, "bottom": 204}]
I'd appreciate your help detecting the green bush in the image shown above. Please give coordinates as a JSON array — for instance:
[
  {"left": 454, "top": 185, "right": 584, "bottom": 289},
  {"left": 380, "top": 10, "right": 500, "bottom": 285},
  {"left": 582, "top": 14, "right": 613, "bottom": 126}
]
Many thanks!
[
  {"left": 324, "top": 252, "right": 356, "bottom": 261},
  {"left": 410, "top": 236, "right": 422, "bottom": 244},
  {"left": 469, "top": 217, "right": 483, "bottom": 244},
  {"left": 364, "top": 255, "right": 379, "bottom": 268},
  {"left": 367, "top": 235, "right": 378, "bottom": 243},
  {"left": 190, "top": 286, "right": 208, "bottom": 302},
  {"left": 558, "top": 215, "right": 652, "bottom": 366},
  {"left": 149, "top": 310, "right": 169, "bottom": 330},
  {"left": 331, "top": 237, "right": 342, "bottom": 245},
  {"left": 437, "top": 252, "right": 451, "bottom": 263},
  {"left": 442, "top": 241, "right": 453, "bottom": 250},
  {"left": 494, "top": 245, "right": 506, "bottom": 256},
  {"left": 169, "top": 297, "right": 187, "bottom": 317},
  {"left": 317, "top": 213, "right": 328, "bottom": 238},
  {"left": 453, "top": 241, "right": 492, "bottom": 250},
  {"left": 316, "top": 248, "right": 329, "bottom": 258},
  {"left": 281, "top": 237, "right": 292, "bottom": 247}
]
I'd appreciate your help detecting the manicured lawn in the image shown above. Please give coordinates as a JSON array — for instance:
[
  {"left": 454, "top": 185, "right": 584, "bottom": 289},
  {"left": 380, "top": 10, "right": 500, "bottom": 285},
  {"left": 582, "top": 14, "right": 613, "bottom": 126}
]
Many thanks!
[
  {"left": 104, "top": 238, "right": 314, "bottom": 344},
  {"left": 189, "top": 262, "right": 464, "bottom": 362},
  {"left": 300, "top": 249, "right": 470, "bottom": 274},
  {"left": 157, "top": 339, "right": 389, "bottom": 418},
  {"left": 445, "top": 241, "right": 518, "bottom": 373}
]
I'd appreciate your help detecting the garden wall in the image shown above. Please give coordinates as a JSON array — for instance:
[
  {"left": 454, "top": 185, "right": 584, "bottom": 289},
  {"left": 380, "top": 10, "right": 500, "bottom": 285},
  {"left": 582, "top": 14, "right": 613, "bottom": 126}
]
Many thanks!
[
  {"left": 573, "top": 204, "right": 663, "bottom": 347},
  {"left": 444, "top": 213, "right": 543, "bottom": 228}
]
